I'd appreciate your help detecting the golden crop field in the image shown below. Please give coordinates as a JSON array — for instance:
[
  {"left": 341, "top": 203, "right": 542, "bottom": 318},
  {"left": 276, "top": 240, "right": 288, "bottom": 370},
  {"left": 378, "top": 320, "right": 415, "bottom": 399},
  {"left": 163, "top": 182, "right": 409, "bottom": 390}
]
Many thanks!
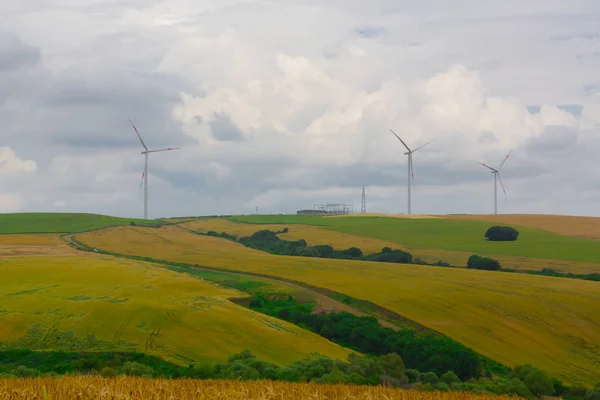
[
  {"left": 183, "top": 218, "right": 404, "bottom": 255},
  {"left": 0, "top": 254, "right": 351, "bottom": 366},
  {"left": 184, "top": 218, "right": 600, "bottom": 274},
  {"left": 444, "top": 214, "right": 600, "bottom": 240},
  {"left": 0, "top": 234, "right": 81, "bottom": 257},
  {"left": 0, "top": 376, "right": 521, "bottom": 400},
  {"left": 77, "top": 226, "right": 600, "bottom": 385}
]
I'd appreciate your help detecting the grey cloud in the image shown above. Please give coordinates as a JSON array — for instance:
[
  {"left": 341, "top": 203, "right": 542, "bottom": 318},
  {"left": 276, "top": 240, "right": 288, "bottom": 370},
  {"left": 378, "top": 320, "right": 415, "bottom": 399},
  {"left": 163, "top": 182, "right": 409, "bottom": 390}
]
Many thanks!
[
  {"left": 525, "top": 125, "right": 578, "bottom": 153},
  {"left": 209, "top": 113, "right": 245, "bottom": 142},
  {"left": 0, "top": 31, "right": 40, "bottom": 71}
]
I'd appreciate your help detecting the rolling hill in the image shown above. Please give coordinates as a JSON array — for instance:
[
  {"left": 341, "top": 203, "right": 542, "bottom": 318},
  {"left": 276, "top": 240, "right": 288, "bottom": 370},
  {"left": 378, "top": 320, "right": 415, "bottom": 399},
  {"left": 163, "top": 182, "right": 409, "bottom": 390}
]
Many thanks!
[
  {"left": 75, "top": 223, "right": 600, "bottom": 385},
  {"left": 0, "top": 234, "right": 351, "bottom": 366}
]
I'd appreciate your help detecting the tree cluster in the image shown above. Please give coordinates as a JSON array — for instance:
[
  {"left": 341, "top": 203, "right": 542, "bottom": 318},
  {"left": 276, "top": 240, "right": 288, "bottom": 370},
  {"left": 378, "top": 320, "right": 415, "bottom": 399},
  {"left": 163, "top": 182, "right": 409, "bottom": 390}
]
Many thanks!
[
  {"left": 248, "top": 294, "right": 482, "bottom": 381},
  {"left": 485, "top": 226, "right": 519, "bottom": 241},
  {"left": 467, "top": 255, "right": 501, "bottom": 271}
]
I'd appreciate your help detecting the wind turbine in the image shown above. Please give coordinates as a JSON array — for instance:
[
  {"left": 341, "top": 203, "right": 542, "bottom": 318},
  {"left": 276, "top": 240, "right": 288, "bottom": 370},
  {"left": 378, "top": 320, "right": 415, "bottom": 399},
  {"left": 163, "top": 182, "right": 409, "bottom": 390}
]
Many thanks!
[
  {"left": 389, "top": 129, "right": 435, "bottom": 215},
  {"left": 477, "top": 150, "right": 511, "bottom": 215},
  {"left": 128, "top": 117, "right": 180, "bottom": 219}
]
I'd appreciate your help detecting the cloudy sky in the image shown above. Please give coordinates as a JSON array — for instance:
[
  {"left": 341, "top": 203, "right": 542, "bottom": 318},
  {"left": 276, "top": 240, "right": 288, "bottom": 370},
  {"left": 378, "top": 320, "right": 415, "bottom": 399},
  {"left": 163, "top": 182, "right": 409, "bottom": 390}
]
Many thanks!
[{"left": 1, "top": 0, "right": 599, "bottom": 218}]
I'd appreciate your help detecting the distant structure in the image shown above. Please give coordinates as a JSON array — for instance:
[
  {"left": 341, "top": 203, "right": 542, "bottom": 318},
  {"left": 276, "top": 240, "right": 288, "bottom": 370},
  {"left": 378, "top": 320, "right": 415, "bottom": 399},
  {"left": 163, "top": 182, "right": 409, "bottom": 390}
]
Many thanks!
[
  {"left": 361, "top": 187, "right": 366, "bottom": 214},
  {"left": 297, "top": 203, "right": 353, "bottom": 216}
]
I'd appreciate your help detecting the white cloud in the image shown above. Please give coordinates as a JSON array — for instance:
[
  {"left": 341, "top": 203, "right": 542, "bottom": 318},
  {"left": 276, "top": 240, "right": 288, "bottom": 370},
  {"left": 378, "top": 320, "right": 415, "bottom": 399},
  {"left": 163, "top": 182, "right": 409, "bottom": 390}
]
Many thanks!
[{"left": 0, "top": 1, "right": 599, "bottom": 217}]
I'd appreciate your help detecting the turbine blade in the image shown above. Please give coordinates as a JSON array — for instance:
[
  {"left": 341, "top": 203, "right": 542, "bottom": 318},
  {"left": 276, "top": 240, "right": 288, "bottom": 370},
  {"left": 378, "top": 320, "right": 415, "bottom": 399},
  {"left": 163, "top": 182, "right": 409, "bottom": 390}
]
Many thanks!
[
  {"left": 140, "top": 172, "right": 145, "bottom": 188},
  {"left": 128, "top": 117, "right": 149, "bottom": 151},
  {"left": 498, "top": 149, "right": 512, "bottom": 171},
  {"left": 148, "top": 147, "right": 180, "bottom": 153},
  {"left": 412, "top": 138, "right": 436, "bottom": 153},
  {"left": 477, "top": 162, "right": 497, "bottom": 172},
  {"left": 497, "top": 173, "right": 508, "bottom": 200},
  {"left": 389, "top": 129, "right": 411, "bottom": 152}
]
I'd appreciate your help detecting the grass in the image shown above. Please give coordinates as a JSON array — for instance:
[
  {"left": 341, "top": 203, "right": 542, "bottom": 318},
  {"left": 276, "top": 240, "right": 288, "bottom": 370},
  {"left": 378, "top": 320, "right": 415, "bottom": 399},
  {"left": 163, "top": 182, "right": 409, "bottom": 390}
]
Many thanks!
[
  {"left": 77, "top": 226, "right": 600, "bottom": 385},
  {"left": 446, "top": 213, "right": 600, "bottom": 240},
  {"left": 0, "top": 213, "right": 165, "bottom": 234},
  {"left": 230, "top": 215, "right": 600, "bottom": 265},
  {"left": 0, "top": 376, "right": 522, "bottom": 400},
  {"left": 187, "top": 218, "right": 600, "bottom": 274},
  {"left": 0, "top": 253, "right": 351, "bottom": 367}
]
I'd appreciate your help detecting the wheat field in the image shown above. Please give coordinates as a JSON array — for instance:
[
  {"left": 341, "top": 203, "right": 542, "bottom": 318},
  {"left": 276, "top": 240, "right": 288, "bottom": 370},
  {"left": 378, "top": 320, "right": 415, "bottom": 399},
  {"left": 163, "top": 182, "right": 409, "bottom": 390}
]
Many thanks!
[
  {"left": 0, "top": 376, "right": 521, "bottom": 400},
  {"left": 77, "top": 226, "right": 600, "bottom": 385},
  {"left": 184, "top": 218, "right": 600, "bottom": 274},
  {"left": 0, "top": 253, "right": 351, "bottom": 366}
]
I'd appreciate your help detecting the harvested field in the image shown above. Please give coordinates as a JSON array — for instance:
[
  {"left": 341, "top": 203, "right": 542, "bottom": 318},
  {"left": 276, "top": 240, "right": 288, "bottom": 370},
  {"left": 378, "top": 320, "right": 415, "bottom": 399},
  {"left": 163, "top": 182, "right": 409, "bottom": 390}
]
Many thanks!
[
  {"left": 77, "top": 226, "right": 600, "bottom": 385},
  {"left": 0, "top": 234, "right": 81, "bottom": 257}
]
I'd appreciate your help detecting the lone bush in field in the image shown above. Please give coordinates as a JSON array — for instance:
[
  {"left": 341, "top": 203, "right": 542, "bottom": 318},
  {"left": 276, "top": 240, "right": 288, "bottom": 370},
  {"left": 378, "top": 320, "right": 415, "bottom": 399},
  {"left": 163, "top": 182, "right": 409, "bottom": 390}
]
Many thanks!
[
  {"left": 467, "top": 255, "right": 501, "bottom": 271},
  {"left": 484, "top": 226, "right": 519, "bottom": 241}
]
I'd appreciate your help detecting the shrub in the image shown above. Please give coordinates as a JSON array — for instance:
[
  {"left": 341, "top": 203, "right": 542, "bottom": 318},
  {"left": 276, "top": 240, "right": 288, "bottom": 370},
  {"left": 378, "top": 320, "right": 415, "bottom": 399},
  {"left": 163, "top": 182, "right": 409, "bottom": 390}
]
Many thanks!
[
  {"left": 435, "top": 382, "right": 450, "bottom": 392},
  {"left": 440, "top": 371, "right": 460, "bottom": 385},
  {"left": 586, "top": 389, "right": 600, "bottom": 400},
  {"left": 406, "top": 369, "right": 420, "bottom": 383},
  {"left": 11, "top": 365, "right": 38, "bottom": 378},
  {"left": 343, "top": 247, "right": 363, "bottom": 258},
  {"left": 467, "top": 255, "right": 501, "bottom": 271},
  {"left": 100, "top": 367, "right": 118, "bottom": 377},
  {"left": 485, "top": 226, "right": 519, "bottom": 241},
  {"left": 420, "top": 371, "right": 438, "bottom": 384},
  {"left": 121, "top": 362, "right": 154, "bottom": 378}
]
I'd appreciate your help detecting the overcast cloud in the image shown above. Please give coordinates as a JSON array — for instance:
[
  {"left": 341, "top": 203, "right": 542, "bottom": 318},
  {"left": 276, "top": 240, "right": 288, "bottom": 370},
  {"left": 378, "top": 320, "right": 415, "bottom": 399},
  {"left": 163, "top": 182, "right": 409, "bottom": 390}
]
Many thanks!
[{"left": 1, "top": 0, "right": 599, "bottom": 218}]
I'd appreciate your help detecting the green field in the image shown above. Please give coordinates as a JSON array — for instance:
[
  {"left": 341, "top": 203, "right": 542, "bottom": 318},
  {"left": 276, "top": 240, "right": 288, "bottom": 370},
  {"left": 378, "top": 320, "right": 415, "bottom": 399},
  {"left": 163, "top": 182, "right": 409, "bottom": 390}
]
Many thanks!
[
  {"left": 0, "top": 213, "right": 165, "bottom": 234},
  {"left": 0, "top": 254, "right": 351, "bottom": 366},
  {"left": 229, "top": 215, "right": 600, "bottom": 264}
]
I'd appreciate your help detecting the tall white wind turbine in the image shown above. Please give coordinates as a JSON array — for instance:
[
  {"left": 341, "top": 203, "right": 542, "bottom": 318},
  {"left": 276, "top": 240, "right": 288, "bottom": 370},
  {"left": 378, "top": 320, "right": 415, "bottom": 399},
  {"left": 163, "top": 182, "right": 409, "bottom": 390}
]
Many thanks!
[
  {"left": 477, "top": 150, "right": 511, "bottom": 215},
  {"left": 389, "top": 129, "right": 435, "bottom": 215},
  {"left": 128, "top": 117, "right": 180, "bottom": 219}
]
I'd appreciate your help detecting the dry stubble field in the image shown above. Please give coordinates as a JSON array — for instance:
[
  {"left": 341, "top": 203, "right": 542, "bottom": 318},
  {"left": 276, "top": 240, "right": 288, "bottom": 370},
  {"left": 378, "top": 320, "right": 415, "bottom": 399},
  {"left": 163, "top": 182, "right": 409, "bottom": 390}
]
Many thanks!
[
  {"left": 0, "top": 376, "right": 522, "bottom": 400},
  {"left": 77, "top": 225, "right": 600, "bottom": 385}
]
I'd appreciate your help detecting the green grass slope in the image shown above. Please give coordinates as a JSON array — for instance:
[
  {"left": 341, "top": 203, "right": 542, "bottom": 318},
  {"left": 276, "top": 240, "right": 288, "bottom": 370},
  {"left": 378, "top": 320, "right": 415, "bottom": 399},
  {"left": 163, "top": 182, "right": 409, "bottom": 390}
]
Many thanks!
[
  {"left": 229, "top": 215, "right": 600, "bottom": 264},
  {"left": 0, "top": 213, "right": 164, "bottom": 234}
]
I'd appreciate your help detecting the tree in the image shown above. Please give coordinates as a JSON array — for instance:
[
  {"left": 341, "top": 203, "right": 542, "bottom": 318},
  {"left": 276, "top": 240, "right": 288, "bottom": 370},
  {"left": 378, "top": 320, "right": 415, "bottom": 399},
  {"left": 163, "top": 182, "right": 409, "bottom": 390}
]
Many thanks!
[
  {"left": 440, "top": 371, "right": 460, "bottom": 385},
  {"left": 406, "top": 369, "right": 420, "bottom": 383},
  {"left": 467, "top": 255, "right": 501, "bottom": 271},
  {"left": 585, "top": 388, "right": 600, "bottom": 400},
  {"left": 485, "top": 226, "right": 519, "bottom": 241},
  {"left": 343, "top": 247, "right": 363, "bottom": 258},
  {"left": 511, "top": 364, "right": 555, "bottom": 396}
]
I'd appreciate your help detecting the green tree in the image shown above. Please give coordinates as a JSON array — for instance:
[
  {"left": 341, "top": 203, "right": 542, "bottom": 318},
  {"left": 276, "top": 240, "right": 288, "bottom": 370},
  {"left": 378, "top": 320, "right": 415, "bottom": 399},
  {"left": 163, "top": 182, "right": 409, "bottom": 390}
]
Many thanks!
[
  {"left": 512, "top": 364, "right": 554, "bottom": 396},
  {"left": 440, "top": 371, "right": 460, "bottom": 385},
  {"left": 485, "top": 226, "right": 519, "bottom": 241}
]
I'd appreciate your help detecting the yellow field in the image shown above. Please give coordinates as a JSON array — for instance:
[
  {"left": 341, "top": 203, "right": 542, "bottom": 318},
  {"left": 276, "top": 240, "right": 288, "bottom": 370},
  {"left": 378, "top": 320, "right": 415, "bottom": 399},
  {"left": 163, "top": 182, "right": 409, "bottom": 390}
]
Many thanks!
[
  {"left": 444, "top": 214, "right": 600, "bottom": 240},
  {"left": 0, "top": 254, "right": 351, "bottom": 366},
  {"left": 77, "top": 226, "right": 600, "bottom": 385},
  {"left": 0, "top": 377, "right": 519, "bottom": 400},
  {"left": 0, "top": 234, "right": 81, "bottom": 257},
  {"left": 183, "top": 219, "right": 403, "bottom": 255},
  {"left": 184, "top": 219, "right": 600, "bottom": 274}
]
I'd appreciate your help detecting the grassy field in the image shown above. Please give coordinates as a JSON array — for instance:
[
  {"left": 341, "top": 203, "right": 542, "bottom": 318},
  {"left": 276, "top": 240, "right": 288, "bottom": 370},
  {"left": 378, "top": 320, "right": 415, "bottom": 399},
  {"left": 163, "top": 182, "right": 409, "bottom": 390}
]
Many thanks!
[
  {"left": 0, "top": 377, "right": 520, "bottom": 400},
  {"left": 186, "top": 218, "right": 600, "bottom": 274},
  {"left": 0, "top": 251, "right": 351, "bottom": 367},
  {"left": 0, "top": 213, "right": 164, "bottom": 234},
  {"left": 230, "top": 215, "right": 600, "bottom": 265},
  {"left": 77, "top": 226, "right": 600, "bottom": 385},
  {"left": 445, "top": 213, "right": 600, "bottom": 240}
]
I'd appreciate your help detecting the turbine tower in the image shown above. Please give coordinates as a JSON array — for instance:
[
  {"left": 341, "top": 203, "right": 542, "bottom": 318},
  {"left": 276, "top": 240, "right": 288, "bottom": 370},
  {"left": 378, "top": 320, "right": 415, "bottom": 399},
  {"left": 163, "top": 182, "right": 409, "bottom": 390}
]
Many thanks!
[
  {"left": 128, "top": 117, "right": 180, "bottom": 219},
  {"left": 477, "top": 150, "right": 511, "bottom": 215},
  {"left": 389, "top": 129, "right": 435, "bottom": 215},
  {"left": 361, "top": 186, "right": 366, "bottom": 214}
]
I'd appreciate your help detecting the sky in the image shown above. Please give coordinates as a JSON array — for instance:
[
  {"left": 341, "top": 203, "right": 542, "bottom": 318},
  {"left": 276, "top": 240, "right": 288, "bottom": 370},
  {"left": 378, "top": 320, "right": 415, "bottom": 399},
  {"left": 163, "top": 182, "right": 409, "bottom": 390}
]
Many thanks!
[{"left": 1, "top": 0, "right": 599, "bottom": 219}]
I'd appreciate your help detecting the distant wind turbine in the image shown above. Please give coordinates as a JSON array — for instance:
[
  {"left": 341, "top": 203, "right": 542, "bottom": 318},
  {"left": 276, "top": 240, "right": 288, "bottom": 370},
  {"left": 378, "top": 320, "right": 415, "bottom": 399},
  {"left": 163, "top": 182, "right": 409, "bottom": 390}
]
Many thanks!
[
  {"left": 477, "top": 150, "right": 511, "bottom": 215},
  {"left": 128, "top": 117, "right": 180, "bottom": 219},
  {"left": 389, "top": 129, "right": 435, "bottom": 215}
]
